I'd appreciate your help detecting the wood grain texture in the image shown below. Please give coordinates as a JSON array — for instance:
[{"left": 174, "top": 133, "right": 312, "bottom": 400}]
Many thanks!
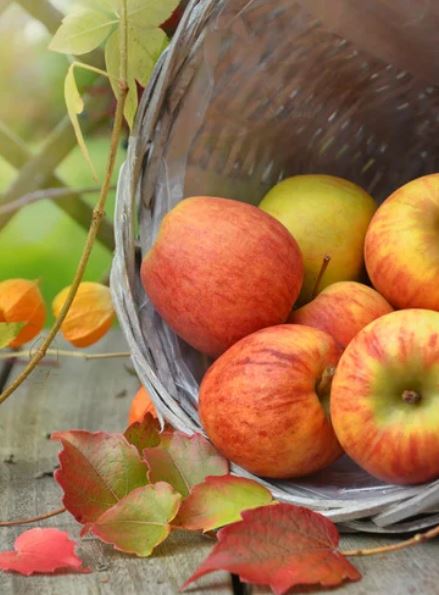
[{"left": 0, "top": 331, "right": 232, "bottom": 594}]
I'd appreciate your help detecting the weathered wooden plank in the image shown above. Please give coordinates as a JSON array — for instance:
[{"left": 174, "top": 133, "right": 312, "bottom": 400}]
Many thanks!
[{"left": 0, "top": 331, "right": 233, "bottom": 594}]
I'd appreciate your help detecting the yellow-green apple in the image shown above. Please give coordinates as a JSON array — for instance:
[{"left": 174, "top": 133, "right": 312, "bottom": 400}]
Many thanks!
[
  {"left": 365, "top": 173, "right": 439, "bottom": 310},
  {"left": 199, "top": 324, "right": 342, "bottom": 478},
  {"left": 259, "top": 174, "right": 376, "bottom": 304},
  {"left": 289, "top": 281, "right": 393, "bottom": 349},
  {"left": 141, "top": 197, "right": 303, "bottom": 358},
  {"left": 331, "top": 309, "right": 439, "bottom": 485}
]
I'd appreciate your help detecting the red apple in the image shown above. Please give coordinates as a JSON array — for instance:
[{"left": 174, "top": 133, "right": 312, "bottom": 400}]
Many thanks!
[
  {"left": 289, "top": 281, "right": 393, "bottom": 349},
  {"left": 141, "top": 197, "right": 303, "bottom": 357},
  {"left": 331, "top": 309, "right": 439, "bottom": 485},
  {"left": 364, "top": 173, "right": 439, "bottom": 310},
  {"left": 199, "top": 324, "right": 343, "bottom": 478}
]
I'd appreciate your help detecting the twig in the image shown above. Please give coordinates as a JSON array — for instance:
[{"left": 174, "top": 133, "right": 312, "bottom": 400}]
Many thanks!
[
  {"left": 0, "top": 185, "right": 115, "bottom": 216},
  {"left": 311, "top": 255, "right": 331, "bottom": 299},
  {"left": 342, "top": 523, "right": 439, "bottom": 557},
  {"left": 0, "top": 349, "right": 130, "bottom": 361},
  {"left": 0, "top": 0, "right": 129, "bottom": 407},
  {"left": 0, "top": 506, "right": 66, "bottom": 527}
]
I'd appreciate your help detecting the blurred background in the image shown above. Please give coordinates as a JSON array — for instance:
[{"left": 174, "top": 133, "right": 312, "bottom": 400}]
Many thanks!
[{"left": 0, "top": 0, "right": 129, "bottom": 322}]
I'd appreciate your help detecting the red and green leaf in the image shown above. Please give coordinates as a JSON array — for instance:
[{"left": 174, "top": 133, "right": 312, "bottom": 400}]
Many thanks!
[
  {"left": 144, "top": 431, "right": 228, "bottom": 497},
  {"left": 85, "top": 482, "right": 181, "bottom": 557},
  {"left": 52, "top": 430, "right": 148, "bottom": 523},
  {"left": 175, "top": 475, "right": 273, "bottom": 532},
  {"left": 124, "top": 413, "right": 161, "bottom": 453},
  {"left": 0, "top": 528, "right": 90, "bottom": 576},
  {"left": 183, "top": 503, "right": 361, "bottom": 595}
]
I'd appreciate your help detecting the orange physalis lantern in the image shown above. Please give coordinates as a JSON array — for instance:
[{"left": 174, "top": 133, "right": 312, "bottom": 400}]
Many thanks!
[
  {"left": 128, "top": 386, "right": 158, "bottom": 425},
  {"left": 0, "top": 279, "right": 45, "bottom": 347}
]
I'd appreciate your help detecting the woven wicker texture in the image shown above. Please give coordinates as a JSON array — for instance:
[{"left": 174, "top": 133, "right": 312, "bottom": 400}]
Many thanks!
[{"left": 111, "top": 0, "right": 439, "bottom": 533}]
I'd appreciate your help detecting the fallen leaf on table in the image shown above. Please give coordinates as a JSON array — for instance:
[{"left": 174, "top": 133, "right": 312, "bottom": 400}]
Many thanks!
[
  {"left": 52, "top": 430, "right": 148, "bottom": 523},
  {"left": 85, "top": 482, "right": 181, "bottom": 556},
  {"left": 182, "top": 503, "right": 361, "bottom": 595},
  {"left": 124, "top": 412, "right": 161, "bottom": 453},
  {"left": 174, "top": 474, "right": 273, "bottom": 532},
  {"left": 144, "top": 431, "right": 229, "bottom": 497},
  {"left": 0, "top": 528, "right": 90, "bottom": 575}
]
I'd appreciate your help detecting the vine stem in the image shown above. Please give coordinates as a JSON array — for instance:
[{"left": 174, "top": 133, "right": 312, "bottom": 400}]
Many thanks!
[
  {"left": 0, "top": 0, "right": 129, "bottom": 407},
  {"left": 342, "top": 523, "right": 439, "bottom": 557},
  {"left": 0, "top": 349, "right": 130, "bottom": 361},
  {"left": 0, "top": 507, "right": 66, "bottom": 527}
]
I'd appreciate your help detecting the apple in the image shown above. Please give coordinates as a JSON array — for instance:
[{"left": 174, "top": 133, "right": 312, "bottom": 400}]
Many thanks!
[
  {"left": 199, "top": 324, "right": 343, "bottom": 478},
  {"left": 365, "top": 173, "right": 439, "bottom": 310},
  {"left": 289, "top": 281, "right": 393, "bottom": 349},
  {"left": 141, "top": 197, "right": 303, "bottom": 358},
  {"left": 259, "top": 174, "right": 376, "bottom": 304},
  {"left": 331, "top": 309, "right": 439, "bottom": 485}
]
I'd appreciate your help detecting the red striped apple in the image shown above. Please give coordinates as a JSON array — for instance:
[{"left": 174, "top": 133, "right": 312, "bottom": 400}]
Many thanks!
[
  {"left": 259, "top": 174, "right": 376, "bottom": 304},
  {"left": 199, "top": 324, "right": 343, "bottom": 478},
  {"left": 331, "top": 309, "right": 439, "bottom": 485},
  {"left": 141, "top": 197, "right": 303, "bottom": 357},
  {"left": 289, "top": 281, "right": 393, "bottom": 349},
  {"left": 365, "top": 173, "right": 439, "bottom": 310}
]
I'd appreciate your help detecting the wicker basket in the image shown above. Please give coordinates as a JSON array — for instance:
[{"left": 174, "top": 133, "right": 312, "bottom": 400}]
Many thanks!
[{"left": 111, "top": 0, "right": 439, "bottom": 533}]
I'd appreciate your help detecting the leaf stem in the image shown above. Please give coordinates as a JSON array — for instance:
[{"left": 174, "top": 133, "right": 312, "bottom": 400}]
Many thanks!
[
  {"left": 0, "top": 507, "right": 66, "bottom": 527},
  {"left": 342, "top": 523, "right": 439, "bottom": 557},
  {"left": 0, "top": 0, "right": 129, "bottom": 407},
  {"left": 0, "top": 349, "right": 130, "bottom": 361}
]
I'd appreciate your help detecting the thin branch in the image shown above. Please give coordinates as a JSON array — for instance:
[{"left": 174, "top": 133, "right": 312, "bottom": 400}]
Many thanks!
[
  {"left": 0, "top": 507, "right": 66, "bottom": 527},
  {"left": 342, "top": 523, "right": 439, "bottom": 557},
  {"left": 0, "top": 349, "right": 130, "bottom": 361},
  {"left": 0, "top": 0, "right": 129, "bottom": 407},
  {"left": 0, "top": 185, "right": 114, "bottom": 216}
]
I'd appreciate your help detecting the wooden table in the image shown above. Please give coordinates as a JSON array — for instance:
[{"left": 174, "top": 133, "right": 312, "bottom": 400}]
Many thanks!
[{"left": 1, "top": 331, "right": 438, "bottom": 594}]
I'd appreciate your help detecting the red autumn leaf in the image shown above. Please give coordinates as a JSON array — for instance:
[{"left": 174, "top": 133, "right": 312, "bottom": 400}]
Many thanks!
[
  {"left": 52, "top": 430, "right": 148, "bottom": 523},
  {"left": 0, "top": 528, "right": 90, "bottom": 576},
  {"left": 174, "top": 474, "right": 273, "bottom": 532},
  {"left": 124, "top": 413, "right": 161, "bottom": 453},
  {"left": 84, "top": 482, "right": 182, "bottom": 557},
  {"left": 182, "top": 503, "right": 361, "bottom": 595},
  {"left": 144, "top": 431, "right": 229, "bottom": 497}
]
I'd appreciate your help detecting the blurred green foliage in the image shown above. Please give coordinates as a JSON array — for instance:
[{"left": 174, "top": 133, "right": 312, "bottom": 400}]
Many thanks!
[{"left": 0, "top": 3, "right": 125, "bottom": 323}]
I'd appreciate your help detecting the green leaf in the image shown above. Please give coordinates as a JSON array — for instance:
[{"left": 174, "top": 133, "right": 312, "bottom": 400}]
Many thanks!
[
  {"left": 105, "top": 25, "right": 168, "bottom": 126},
  {"left": 127, "top": 0, "right": 180, "bottom": 28},
  {"left": 124, "top": 413, "right": 161, "bottom": 454},
  {"left": 86, "top": 482, "right": 181, "bottom": 556},
  {"left": 75, "top": 0, "right": 116, "bottom": 14},
  {"left": 144, "top": 432, "right": 229, "bottom": 497},
  {"left": 174, "top": 475, "right": 274, "bottom": 532},
  {"left": 0, "top": 323, "right": 25, "bottom": 349},
  {"left": 64, "top": 64, "right": 98, "bottom": 181},
  {"left": 50, "top": 9, "right": 117, "bottom": 55}
]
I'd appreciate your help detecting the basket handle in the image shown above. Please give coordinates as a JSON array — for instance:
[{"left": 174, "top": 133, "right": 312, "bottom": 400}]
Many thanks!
[{"left": 300, "top": 0, "right": 439, "bottom": 84}]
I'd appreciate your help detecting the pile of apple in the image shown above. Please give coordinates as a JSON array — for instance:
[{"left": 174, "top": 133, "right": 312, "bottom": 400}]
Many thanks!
[{"left": 141, "top": 173, "right": 439, "bottom": 486}]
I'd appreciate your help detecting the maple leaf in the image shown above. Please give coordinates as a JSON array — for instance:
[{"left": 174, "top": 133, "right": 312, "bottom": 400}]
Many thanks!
[
  {"left": 124, "top": 412, "right": 161, "bottom": 453},
  {"left": 144, "top": 431, "right": 229, "bottom": 497},
  {"left": 85, "top": 482, "right": 181, "bottom": 556},
  {"left": 0, "top": 528, "right": 90, "bottom": 576},
  {"left": 174, "top": 475, "right": 273, "bottom": 532},
  {"left": 52, "top": 430, "right": 148, "bottom": 523},
  {"left": 182, "top": 503, "right": 361, "bottom": 595}
]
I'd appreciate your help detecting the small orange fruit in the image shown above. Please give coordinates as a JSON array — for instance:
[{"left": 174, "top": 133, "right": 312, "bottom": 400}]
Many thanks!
[
  {"left": 0, "top": 279, "right": 45, "bottom": 347},
  {"left": 128, "top": 386, "right": 158, "bottom": 425},
  {"left": 52, "top": 282, "right": 114, "bottom": 348}
]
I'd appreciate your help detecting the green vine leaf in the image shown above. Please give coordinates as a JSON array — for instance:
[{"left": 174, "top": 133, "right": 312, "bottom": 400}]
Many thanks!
[
  {"left": 64, "top": 64, "right": 99, "bottom": 181},
  {"left": 0, "top": 323, "right": 25, "bottom": 349},
  {"left": 105, "top": 25, "right": 168, "bottom": 127},
  {"left": 127, "top": 0, "right": 180, "bottom": 27},
  {"left": 49, "top": 9, "right": 117, "bottom": 55}
]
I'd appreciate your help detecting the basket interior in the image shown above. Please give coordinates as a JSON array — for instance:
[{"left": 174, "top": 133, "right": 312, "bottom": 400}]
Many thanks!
[{"left": 121, "top": 0, "right": 439, "bottom": 527}]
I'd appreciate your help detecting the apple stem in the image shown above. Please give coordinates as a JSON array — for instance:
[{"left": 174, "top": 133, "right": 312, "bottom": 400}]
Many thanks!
[
  {"left": 402, "top": 389, "right": 422, "bottom": 404},
  {"left": 316, "top": 366, "right": 336, "bottom": 398},
  {"left": 342, "top": 523, "right": 439, "bottom": 557},
  {"left": 311, "top": 255, "right": 331, "bottom": 299}
]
